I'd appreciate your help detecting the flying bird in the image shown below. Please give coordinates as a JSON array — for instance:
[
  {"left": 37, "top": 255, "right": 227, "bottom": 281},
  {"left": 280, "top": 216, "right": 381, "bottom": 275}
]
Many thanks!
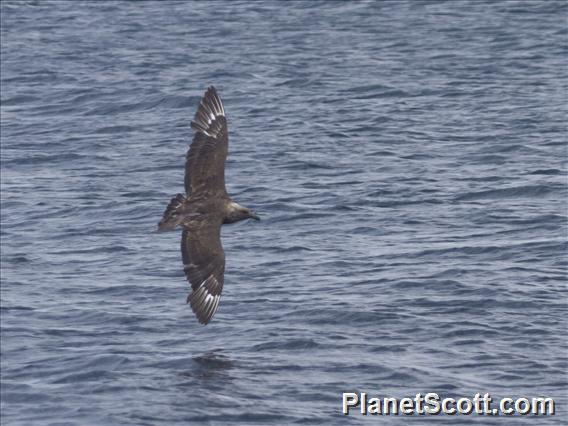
[{"left": 159, "top": 86, "right": 260, "bottom": 325}]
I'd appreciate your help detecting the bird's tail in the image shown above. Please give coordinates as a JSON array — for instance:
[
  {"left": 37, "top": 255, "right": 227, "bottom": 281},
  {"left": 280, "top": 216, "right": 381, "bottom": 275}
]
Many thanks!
[{"left": 158, "top": 194, "right": 186, "bottom": 231}]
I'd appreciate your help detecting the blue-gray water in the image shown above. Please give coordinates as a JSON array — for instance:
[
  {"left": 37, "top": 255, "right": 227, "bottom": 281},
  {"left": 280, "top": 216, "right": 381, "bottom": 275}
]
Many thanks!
[{"left": 1, "top": 1, "right": 567, "bottom": 425}]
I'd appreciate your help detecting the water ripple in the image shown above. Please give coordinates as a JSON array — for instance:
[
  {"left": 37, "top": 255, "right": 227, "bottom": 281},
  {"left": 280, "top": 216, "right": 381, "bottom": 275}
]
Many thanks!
[{"left": 1, "top": 1, "right": 566, "bottom": 425}]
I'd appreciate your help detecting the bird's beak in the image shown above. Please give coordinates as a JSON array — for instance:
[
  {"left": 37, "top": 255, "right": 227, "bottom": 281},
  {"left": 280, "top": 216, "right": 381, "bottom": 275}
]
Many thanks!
[{"left": 250, "top": 212, "right": 260, "bottom": 221}]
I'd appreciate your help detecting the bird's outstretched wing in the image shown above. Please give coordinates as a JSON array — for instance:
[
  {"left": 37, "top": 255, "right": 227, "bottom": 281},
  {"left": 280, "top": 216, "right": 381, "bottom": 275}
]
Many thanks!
[
  {"left": 181, "top": 221, "right": 225, "bottom": 324},
  {"left": 185, "top": 86, "right": 228, "bottom": 196}
]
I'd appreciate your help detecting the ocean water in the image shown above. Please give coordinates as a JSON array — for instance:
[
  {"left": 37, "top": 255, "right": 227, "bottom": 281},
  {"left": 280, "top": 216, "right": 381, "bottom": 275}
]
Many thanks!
[{"left": 1, "top": 1, "right": 567, "bottom": 424}]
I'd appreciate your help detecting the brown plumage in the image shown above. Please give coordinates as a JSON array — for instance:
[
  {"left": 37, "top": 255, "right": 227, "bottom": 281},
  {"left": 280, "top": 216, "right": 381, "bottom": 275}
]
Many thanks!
[{"left": 159, "top": 86, "right": 259, "bottom": 325}]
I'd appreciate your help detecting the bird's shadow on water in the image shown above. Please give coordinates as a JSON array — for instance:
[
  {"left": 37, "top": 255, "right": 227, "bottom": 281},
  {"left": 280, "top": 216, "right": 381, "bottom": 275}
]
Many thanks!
[{"left": 176, "top": 349, "right": 235, "bottom": 382}]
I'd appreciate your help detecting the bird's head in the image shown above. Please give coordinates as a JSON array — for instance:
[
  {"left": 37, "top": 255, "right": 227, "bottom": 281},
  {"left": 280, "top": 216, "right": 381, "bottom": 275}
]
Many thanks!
[{"left": 224, "top": 202, "right": 260, "bottom": 224}]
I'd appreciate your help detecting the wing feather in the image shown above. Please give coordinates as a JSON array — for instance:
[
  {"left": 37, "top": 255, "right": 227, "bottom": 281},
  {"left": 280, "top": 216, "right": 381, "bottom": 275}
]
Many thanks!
[
  {"left": 181, "top": 222, "right": 225, "bottom": 325},
  {"left": 185, "top": 86, "right": 228, "bottom": 196}
]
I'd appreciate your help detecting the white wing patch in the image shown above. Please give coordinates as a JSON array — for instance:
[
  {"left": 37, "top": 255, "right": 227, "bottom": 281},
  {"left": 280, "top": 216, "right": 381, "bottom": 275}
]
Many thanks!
[
  {"left": 191, "top": 87, "right": 225, "bottom": 138},
  {"left": 187, "top": 275, "right": 222, "bottom": 325}
]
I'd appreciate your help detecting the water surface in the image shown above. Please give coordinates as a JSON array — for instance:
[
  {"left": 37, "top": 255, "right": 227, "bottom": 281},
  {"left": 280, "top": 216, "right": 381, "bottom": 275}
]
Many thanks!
[{"left": 1, "top": 1, "right": 567, "bottom": 424}]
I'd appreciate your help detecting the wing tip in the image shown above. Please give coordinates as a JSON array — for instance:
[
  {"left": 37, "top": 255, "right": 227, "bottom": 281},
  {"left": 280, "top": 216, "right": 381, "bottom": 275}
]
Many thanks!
[
  {"left": 187, "top": 278, "right": 222, "bottom": 325},
  {"left": 191, "top": 85, "right": 226, "bottom": 137}
]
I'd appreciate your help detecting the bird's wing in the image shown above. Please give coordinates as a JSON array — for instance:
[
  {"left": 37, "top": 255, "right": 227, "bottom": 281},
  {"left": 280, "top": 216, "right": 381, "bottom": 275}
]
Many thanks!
[
  {"left": 185, "top": 86, "right": 228, "bottom": 196},
  {"left": 181, "top": 220, "right": 225, "bottom": 325}
]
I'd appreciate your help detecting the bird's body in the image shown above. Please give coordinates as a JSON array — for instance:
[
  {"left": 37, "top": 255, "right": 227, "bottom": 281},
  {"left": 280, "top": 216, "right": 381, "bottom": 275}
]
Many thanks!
[{"left": 159, "top": 86, "right": 259, "bottom": 325}]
